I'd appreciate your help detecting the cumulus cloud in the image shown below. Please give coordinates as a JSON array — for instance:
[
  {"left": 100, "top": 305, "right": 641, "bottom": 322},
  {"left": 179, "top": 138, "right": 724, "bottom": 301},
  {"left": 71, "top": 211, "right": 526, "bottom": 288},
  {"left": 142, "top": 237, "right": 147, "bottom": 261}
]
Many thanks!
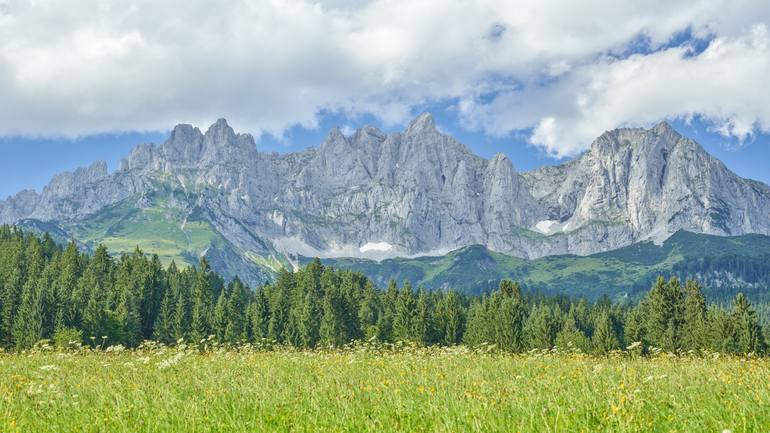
[
  {"left": 0, "top": 0, "right": 768, "bottom": 154},
  {"left": 461, "top": 23, "right": 770, "bottom": 156}
]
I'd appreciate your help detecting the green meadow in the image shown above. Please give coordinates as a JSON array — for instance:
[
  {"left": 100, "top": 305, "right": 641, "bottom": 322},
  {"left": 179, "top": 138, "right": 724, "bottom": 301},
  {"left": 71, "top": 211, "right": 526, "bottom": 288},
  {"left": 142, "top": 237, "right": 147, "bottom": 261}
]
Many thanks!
[{"left": 2, "top": 346, "right": 768, "bottom": 433}]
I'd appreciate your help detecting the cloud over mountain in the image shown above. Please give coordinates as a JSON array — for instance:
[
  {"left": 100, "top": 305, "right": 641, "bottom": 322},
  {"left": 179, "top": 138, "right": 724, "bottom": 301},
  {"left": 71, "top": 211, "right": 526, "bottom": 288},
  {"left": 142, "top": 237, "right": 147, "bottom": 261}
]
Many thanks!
[{"left": 0, "top": 0, "right": 768, "bottom": 155}]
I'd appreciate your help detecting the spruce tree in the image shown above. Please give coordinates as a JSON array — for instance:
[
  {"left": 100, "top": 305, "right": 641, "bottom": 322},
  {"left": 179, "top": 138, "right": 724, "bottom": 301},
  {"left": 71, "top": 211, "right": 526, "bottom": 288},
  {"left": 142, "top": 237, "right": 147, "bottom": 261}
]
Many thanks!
[
  {"left": 53, "top": 242, "right": 81, "bottom": 330},
  {"left": 297, "top": 290, "right": 322, "bottom": 348},
  {"left": 79, "top": 245, "right": 113, "bottom": 344},
  {"left": 524, "top": 304, "right": 557, "bottom": 350},
  {"left": 376, "top": 280, "right": 399, "bottom": 342},
  {"left": 224, "top": 278, "right": 249, "bottom": 344},
  {"left": 249, "top": 288, "right": 269, "bottom": 342},
  {"left": 153, "top": 286, "right": 175, "bottom": 344},
  {"left": 462, "top": 297, "right": 491, "bottom": 347},
  {"left": 706, "top": 305, "right": 736, "bottom": 353},
  {"left": 413, "top": 289, "right": 436, "bottom": 346},
  {"left": 173, "top": 284, "right": 190, "bottom": 341},
  {"left": 495, "top": 293, "right": 526, "bottom": 352},
  {"left": 320, "top": 284, "right": 346, "bottom": 346},
  {"left": 732, "top": 293, "right": 765, "bottom": 354},
  {"left": 190, "top": 258, "right": 214, "bottom": 342},
  {"left": 623, "top": 305, "right": 646, "bottom": 346},
  {"left": 393, "top": 282, "right": 416, "bottom": 342},
  {"left": 213, "top": 291, "right": 228, "bottom": 343},
  {"left": 436, "top": 291, "right": 465, "bottom": 345},
  {"left": 645, "top": 277, "right": 684, "bottom": 351},
  {"left": 592, "top": 311, "right": 619, "bottom": 354},
  {"left": 682, "top": 280, "right": 707, "bottom": 351},
  {"left": 555, "top": 312, "right": 590, "bottom": 353},
  {"left": 499, "top": 279, "right": 521, "bottom": 300},
  {"left": 358, "top": 280, "right": 380, "bottom": 339},
  {"left": 13, "top": 278, "right": 44, "bottom": 349}
]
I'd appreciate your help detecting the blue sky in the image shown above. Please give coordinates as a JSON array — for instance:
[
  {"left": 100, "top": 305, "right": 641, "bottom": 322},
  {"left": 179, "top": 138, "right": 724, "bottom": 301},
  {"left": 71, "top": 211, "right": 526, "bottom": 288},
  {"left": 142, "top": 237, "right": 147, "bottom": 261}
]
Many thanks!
[{"left": 1, "top": 1, "right": 769, "bottom": 199}]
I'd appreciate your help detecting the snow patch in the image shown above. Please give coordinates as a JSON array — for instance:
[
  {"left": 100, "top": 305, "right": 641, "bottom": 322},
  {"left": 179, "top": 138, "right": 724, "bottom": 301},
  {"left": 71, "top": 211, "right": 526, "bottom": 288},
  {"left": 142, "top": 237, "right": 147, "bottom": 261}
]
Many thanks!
[
  {"left": 272, "top": 237, "right": 402, "bottom": 261},
  {"left": 269, "top": 211, "right": 284, "bottom": 227},
  {"left": 533, "top": 220, "right": 574, "bottom": 235},
  {"left": 359, "top": 242, "right": 393, "bottom": 253}
]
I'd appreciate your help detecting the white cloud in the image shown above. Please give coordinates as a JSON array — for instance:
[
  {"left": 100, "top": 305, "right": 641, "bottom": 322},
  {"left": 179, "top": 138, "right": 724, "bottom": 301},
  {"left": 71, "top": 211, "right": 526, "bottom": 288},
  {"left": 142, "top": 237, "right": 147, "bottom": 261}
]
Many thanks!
[
  {"left": 462, "top": 23, "right": 770, "bottom": 156},
  {"left": 0, "top": 0, "right": 768, "bottom": 153}
]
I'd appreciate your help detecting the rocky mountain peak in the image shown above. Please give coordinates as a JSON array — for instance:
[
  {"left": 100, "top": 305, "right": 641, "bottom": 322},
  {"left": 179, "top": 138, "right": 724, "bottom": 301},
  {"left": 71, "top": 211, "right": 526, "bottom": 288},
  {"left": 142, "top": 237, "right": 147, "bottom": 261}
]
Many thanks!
[
  {"left": 3, "top": 117, "right": 770, "bottom": 288},
  {"left": 589, "top": 121, "right": 687, "bottom": 158},
  {"left": 169, "top": 123, "right": 203, "bottom": 144},
  {"left": 405, "top": 112, "right": 437, "bottom": 135},
  {"left": 652, "top": 120, "right": 677, "bottom": 135},
  {"left": 324, "top": 126, "right": 348, "bottom": 145},
  {"left": 203, "top": 118, "right": 237, "bottom": 146},
  {"left": 42, "top": 160, "right": 109, "bottom": 199},
  {"left": 490, "top": 152, "right": 509, "bottom": 164},
  {"left": 158, "top": 123, "right": 204, "bottom": 165}
]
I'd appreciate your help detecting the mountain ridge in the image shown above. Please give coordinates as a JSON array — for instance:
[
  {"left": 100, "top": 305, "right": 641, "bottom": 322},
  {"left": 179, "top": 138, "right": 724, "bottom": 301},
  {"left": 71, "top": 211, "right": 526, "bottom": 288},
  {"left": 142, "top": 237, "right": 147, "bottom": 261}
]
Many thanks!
[{"left": 2, "top": 113, "right": 770, "bottom": 286}]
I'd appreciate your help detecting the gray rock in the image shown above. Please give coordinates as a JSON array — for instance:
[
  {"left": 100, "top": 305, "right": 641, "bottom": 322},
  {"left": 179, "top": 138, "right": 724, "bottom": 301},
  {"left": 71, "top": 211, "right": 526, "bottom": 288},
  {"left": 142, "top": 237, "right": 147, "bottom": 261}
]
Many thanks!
[{"left": 3, "top": 115, "right": 770, "bottom": 285}]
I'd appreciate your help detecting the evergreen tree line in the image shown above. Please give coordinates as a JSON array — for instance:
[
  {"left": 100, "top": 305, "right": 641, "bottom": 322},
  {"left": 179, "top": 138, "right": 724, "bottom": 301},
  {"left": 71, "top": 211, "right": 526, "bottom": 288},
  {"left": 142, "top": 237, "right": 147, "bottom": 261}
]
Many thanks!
[
  {"left": 672, "top": 254, "right": 770, "bottom": 309},
  {"left": 0, "top": 226, "right": 767, "bottom": 354}
]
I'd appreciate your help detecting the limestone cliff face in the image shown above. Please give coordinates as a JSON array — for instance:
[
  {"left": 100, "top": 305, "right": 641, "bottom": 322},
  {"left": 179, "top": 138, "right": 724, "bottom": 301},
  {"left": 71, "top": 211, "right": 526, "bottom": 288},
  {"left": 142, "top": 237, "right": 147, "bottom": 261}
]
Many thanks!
[
  {"left": 3, "top": 114, "right": 770, "bottom": 284},
  {"left": 523, "top": 122, "right": 770, "bottom": 244}
]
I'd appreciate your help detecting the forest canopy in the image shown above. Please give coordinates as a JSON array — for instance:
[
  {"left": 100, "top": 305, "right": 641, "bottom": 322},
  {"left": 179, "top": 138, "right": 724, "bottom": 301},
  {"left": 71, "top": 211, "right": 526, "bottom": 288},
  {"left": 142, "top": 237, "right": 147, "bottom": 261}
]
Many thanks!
[{"left": 0, "top": 226, "right": 766, "bottom": 354}]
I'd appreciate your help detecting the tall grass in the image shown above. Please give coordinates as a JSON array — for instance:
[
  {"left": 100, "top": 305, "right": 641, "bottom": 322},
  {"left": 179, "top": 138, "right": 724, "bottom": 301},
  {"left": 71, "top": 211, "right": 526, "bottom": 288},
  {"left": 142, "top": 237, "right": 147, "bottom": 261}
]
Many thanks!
[{"left": 1, "top": 343, "right": 767, "bottom": 432}]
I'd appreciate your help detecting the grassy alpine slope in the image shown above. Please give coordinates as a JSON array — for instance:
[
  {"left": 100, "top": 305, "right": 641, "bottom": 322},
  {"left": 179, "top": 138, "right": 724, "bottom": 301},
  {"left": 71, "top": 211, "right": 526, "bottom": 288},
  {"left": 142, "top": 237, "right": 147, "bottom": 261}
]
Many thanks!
[
  {"left": 314, "top": 230, "right": 770, "bottom": 299},
  {"left": 2, "top": 346, "right": 768, "bottom": 433}
]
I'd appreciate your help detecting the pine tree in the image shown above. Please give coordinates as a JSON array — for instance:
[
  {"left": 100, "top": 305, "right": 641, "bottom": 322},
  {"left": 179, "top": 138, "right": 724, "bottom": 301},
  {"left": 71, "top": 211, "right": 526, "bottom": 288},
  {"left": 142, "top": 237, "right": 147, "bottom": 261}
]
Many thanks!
[
  {"left": 153, "top": 285, "right": 175, "bottom": 344},
  {"left": 412, "top": 289, "right": 435, "bottom": 346},
  {"left": 173, "top": 284, "right": 190, "bottom": 341},
  {"left": 462, "top": 297, "right": 491, "bottom": 346},
  {"left": 358, "top": 280, "right": 380, "bottom": 339},
  {"left": 13, "top": 278, "right": 44, "bottom": 349},
  {"left": 268, "top": 270, "right": 294, "bottom": 343},
  {"left": 645, "top": 277, "right": 684, "bottom": 351},
  {"left": 393, "top": 282, "right": 416, "bottom": 342},
  {"left": 495, "top": 294, "right": 526, "bottom": 352},
  {"left": 1, "top": 234, "right": 25, "bottom": 345},
  {"left": 499, "top": 279, "right": 521, "bottom": 300},
  {"left": 706, "top": 305, "right": 736, "bottom": 353},
  {"left": 113, "top": 255, "right": 142, "bottom": 346},
  {"left": 1, "top": 267, "right": 23, "bottom": 346},
  {"left": 524, "top": 304, "right": 557, "bottom": 350},
  {"left": 297, "top": 290, "right": 321, "bottom": 348},
  {"left": 139, "top": 254, "right": 165, "bottom": 340},
  {"left": 555, "top": 312, "right": 590, "bottom": 353},
  {"left": 682, "top": 280, "right": 707, "bottom": 351},
  {"left": 190, "top": 258, "right": 214, "bottom": 342},
  {"left": 320, "top": 284, "right": 346, "bottom": 347},
  {"left": 623, "top": 305, "right": 646, "bottom": 346},
  {"left": 436, "top": 291, "right": 465, "bottom": 345},
  {"left": 732, "top": 293, "right": 765, "bottom": 354},
  {"left": 249, "top": 288, "right": 269, "bottom": 342},
  {"left": 79, "top": 245, "right": 113, "bottom": 345},
  {"left": 224, "top": 278, "right": 249, "bottom": 344},
  {"left": 53, "top": 242, "right": 81, "bottom": 330},
  {"left": 592, "top": 311, "right": 619, "bottom": 354},
  {"left": 213, "top": 291, "right": 228, "bottom": 343},
  {"left": 376, "top": 280, "right": 398, "bottom": 342}
]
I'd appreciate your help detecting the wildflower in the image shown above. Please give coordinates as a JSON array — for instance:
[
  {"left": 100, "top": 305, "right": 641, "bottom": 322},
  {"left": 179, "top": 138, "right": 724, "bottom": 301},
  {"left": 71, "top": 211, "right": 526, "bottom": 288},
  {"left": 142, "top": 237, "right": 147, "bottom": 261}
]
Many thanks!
[
  {"left": 626, "top": 341, "right": 642, "bottom": 351},
  {"left": 158, "top": 352, "right": 185, "bottom": 370}
]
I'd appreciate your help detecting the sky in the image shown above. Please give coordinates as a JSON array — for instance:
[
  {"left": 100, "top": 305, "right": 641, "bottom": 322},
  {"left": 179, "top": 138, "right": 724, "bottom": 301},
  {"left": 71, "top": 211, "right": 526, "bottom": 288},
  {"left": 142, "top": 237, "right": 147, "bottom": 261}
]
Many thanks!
[{"left": 1, "top": 0, "right": 769, "bottom": 198}]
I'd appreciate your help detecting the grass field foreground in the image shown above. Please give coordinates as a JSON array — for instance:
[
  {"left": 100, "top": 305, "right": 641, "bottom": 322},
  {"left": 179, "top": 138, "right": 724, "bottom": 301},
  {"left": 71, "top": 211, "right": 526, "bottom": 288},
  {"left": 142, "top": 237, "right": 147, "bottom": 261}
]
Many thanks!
[{"left": 1, "top": 345, "right": 769, "bottom": 432}]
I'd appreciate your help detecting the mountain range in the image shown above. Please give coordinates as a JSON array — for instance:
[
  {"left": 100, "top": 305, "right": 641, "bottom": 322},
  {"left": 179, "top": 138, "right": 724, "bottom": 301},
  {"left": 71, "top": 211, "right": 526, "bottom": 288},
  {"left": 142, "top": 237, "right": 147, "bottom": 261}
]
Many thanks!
[{"left": 3, "top": 113, "right": 770, "bottom": 290}]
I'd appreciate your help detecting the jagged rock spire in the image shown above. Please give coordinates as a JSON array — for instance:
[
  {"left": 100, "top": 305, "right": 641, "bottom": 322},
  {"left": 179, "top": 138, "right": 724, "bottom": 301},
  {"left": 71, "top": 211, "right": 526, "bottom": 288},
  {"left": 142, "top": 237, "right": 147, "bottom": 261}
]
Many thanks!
[{"left": 406, "top": 112, "right": 437, "bottom": 135}]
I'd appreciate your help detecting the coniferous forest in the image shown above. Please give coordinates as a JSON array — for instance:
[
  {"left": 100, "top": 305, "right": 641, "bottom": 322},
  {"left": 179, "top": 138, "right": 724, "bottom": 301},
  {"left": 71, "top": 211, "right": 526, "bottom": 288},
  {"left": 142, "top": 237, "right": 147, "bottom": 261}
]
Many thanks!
[{"left": 0, "top": 225, "right": 766, "bottom": 354}]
